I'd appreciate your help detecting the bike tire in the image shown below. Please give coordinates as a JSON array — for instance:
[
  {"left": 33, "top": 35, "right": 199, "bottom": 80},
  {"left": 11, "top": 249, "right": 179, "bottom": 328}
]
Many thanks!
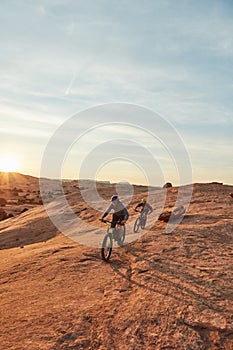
[
  {"left": 117, "top": 225, "right": 126, "bottom": 246},
  {"left": 101, "top": 233, "right": 113, "bottom": 261},
  {"left": 133, "top": 217, "right": 140, "bottom": 233}
]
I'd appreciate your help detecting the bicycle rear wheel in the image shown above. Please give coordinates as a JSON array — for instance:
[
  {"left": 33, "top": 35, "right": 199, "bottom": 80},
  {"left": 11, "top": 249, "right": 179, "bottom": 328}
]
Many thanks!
[
  {"left": 133, "top": 217, "right": 140, "bottom": 233},
  {"left": 101, "top": 233, "right": 113, "bottom": 261}
]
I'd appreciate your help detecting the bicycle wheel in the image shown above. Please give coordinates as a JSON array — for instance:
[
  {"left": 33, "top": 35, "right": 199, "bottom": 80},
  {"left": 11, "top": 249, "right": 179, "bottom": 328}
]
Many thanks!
[
  {"left": 117, "top": 225, "right": 126, "bottom": 246},
  {"left": 133, "top": 217, "right": 141, "bottom": 233},
  {"left": 101, "top": 233, "right": 113, "bottom": 261}
]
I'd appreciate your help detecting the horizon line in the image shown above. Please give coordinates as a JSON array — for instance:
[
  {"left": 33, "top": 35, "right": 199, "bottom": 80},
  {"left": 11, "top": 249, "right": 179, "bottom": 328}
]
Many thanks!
[{"left": 0, "top": 171, "right": 232, "bottom": 187}]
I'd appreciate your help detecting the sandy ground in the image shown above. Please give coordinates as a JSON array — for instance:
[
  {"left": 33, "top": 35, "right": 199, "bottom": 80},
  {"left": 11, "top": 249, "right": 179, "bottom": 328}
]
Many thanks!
[{"left": 0, "top": 177, "right": 233, "bottom": 349}]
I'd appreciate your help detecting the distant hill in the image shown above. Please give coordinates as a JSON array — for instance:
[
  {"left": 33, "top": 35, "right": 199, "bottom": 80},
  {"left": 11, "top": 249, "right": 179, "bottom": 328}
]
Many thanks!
[{"left": 0, "top": 172, "right": 39, "bottom": 186}]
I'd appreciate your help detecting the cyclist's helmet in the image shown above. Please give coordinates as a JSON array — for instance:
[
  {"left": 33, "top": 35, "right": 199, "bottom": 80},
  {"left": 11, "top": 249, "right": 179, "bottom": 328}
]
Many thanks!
[
  {"left": 142, "top": 198, "right": 147, "bottom": 203},
  {"left": 111, "top": 195, "right": 118, "bottom": 202}
]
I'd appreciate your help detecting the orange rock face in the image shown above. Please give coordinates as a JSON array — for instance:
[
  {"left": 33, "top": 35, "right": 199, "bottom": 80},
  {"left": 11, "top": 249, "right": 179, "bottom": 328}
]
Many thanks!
[{"left": 0, "top": 177, "right": 233, "bottom": 349}]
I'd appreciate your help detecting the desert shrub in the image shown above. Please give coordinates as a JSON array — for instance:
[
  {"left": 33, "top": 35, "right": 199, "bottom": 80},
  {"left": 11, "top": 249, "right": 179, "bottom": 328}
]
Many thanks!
[
  {"left": 0, "top": 209, "right": 7, "bottom": 221},
  {"left": 36, "top": 197, "right": 43, "bottom": 205},
  {"left": 18, "top": 198, "right": 26, "bottom": 204},
  {"left": 0, "top": 197, "right": 7, "bottom": 207},
  {"left": 12, "top": 189, "right": 19, "bottom": 196}
]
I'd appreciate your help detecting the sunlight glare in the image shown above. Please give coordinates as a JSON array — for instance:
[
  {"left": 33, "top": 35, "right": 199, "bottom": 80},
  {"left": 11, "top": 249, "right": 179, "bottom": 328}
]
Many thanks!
[{"left": 0, "top": 155, "right": 19, "bottom": 172}]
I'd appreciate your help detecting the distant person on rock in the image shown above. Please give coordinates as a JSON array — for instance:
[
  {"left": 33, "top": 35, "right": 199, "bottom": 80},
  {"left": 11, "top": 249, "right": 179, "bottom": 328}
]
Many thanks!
[
  {"left": 135, "top": 198, "right": 153, "bottom": 216},
  {"left": 101, "top": 195, "right": 129, "bottom": 228}
]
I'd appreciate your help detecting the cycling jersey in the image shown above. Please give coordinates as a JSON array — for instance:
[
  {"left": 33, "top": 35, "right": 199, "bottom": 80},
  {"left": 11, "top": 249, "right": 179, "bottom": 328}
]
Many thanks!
[
  {"left": 102, "top": 200, "right": 129, "bottom": 221},
  {"left": 135, "top": 202, "right": 153, "bottom": 214}
]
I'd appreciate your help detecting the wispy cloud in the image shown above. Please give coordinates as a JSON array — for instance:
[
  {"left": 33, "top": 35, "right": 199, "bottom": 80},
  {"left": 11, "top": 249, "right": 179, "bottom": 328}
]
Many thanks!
[{"left": 0, "top": 0, "right": 232, "bottom": 183}]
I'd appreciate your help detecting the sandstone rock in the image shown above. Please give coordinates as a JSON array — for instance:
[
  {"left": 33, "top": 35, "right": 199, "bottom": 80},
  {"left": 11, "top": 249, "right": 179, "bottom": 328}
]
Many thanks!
[
  {"left": 158, "top": 205, "right": 185, "bottom": 222},
  {"left": 158, "top": 211, "right": 171, "bottom": 222},
  {"left": 163, "top": 182, "right": 172, "bottom": 188},
  {"left": 1, "top": 180, "right": 233, "bottom": 349}
]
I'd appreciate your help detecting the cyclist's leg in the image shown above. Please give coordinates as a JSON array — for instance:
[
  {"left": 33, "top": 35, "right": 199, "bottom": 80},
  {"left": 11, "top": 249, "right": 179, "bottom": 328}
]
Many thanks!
[
  {"left": 111, "top": 213, "right": 119, "bottom": 240},
  {"left": 116, "top": 213, "right": 125, "bottom": 239},
  {"left": 141, "top": 213, "right": 147, "bottom": 228},
  {"left": 111, "top": 212, "right": 124, "bottom": 240},
  {"left": 113, "top": 211, "right": 125, "bottom": 226}
]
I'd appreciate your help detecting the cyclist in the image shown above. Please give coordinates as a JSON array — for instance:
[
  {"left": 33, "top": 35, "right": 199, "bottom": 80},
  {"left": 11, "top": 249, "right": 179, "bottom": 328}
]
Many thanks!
[
  {"left": 101, "top": 195, "right": 129, "bottom": 228},
  {"left": 135, "top": 198, "right": 153, "bottom": 222}
]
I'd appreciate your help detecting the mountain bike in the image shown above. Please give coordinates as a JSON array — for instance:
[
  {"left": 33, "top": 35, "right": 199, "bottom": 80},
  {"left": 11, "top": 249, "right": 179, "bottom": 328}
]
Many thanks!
[
  {"left": 100, "top": 220, "right": 126, "bottom": 261},
  {"left": 133, "top": 210, "right": 147, "bottom": 233}
]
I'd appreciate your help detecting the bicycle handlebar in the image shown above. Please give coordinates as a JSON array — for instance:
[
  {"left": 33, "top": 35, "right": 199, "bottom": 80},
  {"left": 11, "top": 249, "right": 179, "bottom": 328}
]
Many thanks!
[
  {"left": 100, "top": 219, "right": 112, "bottom": 224},
  {"left": 99, "top": 219, "right": 125, "bottom": 225}
]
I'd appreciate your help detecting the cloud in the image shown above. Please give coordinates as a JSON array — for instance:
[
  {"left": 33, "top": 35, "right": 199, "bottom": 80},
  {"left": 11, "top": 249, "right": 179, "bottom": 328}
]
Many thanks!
[
  {"left": 37, "top": 4, "right": 47, "bottom": 16},
  {"left": 0, "top": 0, "right": 232, "bottom": 183}
]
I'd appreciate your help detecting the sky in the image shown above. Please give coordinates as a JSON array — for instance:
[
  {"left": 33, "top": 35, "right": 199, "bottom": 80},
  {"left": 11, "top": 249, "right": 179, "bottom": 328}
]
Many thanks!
[{"left": 1, "top": 0, "right": 232, "bottom": 186}]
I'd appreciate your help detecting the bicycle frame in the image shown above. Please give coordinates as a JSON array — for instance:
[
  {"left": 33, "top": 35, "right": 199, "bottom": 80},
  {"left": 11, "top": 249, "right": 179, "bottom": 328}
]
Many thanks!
[
  {"left": 133, "top": 210, "right": 147, "bottom": 232},
  {"left": 100, "top": 219, "right": 126, "bottom": 261},
  {"left": 102, "top": 220, "right": 124, "bottom": 237}
]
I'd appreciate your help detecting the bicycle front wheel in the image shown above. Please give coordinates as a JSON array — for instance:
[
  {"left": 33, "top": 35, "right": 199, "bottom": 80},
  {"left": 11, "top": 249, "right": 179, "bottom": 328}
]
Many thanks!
[
  {"left": 133, "top": 217, "right": 140, "bottom": 233},
  {"left": 101, "top": 233, "right": 113, "bottom": 261}
]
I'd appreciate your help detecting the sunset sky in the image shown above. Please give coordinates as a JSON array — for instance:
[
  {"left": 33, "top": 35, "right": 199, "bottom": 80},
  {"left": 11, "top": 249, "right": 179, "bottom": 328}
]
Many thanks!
[{"left": 1, "top": 0, "right": 232, "bottom": 186}]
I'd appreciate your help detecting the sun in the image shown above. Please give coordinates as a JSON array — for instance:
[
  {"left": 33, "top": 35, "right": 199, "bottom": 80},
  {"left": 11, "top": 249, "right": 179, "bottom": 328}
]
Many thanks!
[{"left": 0, "top": 155, "right": 19, "bottom": 172}]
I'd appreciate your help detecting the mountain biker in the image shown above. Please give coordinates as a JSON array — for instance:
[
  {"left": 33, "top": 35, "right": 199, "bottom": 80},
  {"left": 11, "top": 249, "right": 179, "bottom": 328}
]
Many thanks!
[
  {"left": 135, "top": 198, "right": 153, "bottom": 216},
  {"left": 101, "top": 195, "right": 129, "bottom": 228}
]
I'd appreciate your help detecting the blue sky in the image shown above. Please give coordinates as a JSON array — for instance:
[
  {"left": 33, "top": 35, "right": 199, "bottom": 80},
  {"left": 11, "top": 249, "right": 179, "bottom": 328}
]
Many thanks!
[{"left": 1, "top": 0, "right": 232, "bottom": 185}]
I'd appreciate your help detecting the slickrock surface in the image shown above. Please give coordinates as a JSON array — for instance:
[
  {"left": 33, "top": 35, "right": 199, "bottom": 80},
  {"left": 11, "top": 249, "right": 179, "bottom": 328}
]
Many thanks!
[{"left": 1, "top": 181, "right": 233, "bottom": 349}]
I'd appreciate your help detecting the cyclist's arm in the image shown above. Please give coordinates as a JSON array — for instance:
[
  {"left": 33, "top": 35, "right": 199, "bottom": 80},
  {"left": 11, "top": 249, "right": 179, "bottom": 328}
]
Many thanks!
[
  {"left": 148, "top": 204, "right": 153, "bottom": 214},
  {"left": 102, "top": 212, "right": 108, "bottom": 220},
  {"left": 135, "top": 203, "right": 143, "bottom": 211},
  {"left": 101, "top": 204, "right": 113, "bottom": 219}
]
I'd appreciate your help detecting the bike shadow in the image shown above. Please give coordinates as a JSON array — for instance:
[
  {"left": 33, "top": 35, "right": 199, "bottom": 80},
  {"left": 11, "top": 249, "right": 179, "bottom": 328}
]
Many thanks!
[{"left": 108, "top": 245, "right": 226, "bottom": 313}]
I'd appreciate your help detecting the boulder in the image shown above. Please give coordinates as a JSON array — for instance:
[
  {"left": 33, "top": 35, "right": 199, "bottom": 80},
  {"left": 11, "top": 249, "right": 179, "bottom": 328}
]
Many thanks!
[
  {"left": 158, "top": 211, "right": 172, "bottom": 222},
  {"left": 158, "top": 205, "right": 185, "bottom": 222},
  {"left": 163, "top": 182, "right": 172, "bottom": 188}
]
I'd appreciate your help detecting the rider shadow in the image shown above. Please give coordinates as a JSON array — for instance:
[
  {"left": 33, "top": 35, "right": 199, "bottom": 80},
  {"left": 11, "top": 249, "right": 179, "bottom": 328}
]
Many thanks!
[
  {"left": 108, "top": 246, "right": 224, "bottom": 312},
  {"left": 109, "top": 257, "right": 191, "bottom": 305}
]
